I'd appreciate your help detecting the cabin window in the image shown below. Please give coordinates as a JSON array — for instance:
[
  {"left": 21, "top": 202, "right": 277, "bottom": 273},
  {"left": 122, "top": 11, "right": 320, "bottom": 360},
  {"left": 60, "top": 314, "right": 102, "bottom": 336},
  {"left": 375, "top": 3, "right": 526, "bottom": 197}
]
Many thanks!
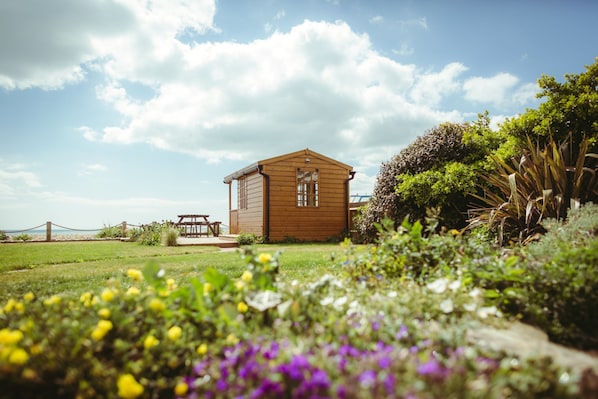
[
  {"left": 238, "top": 176, "right": 248, "bottom": 209},
  {"left": 297, "top": 169, "right": 319, "bottom": 207}
]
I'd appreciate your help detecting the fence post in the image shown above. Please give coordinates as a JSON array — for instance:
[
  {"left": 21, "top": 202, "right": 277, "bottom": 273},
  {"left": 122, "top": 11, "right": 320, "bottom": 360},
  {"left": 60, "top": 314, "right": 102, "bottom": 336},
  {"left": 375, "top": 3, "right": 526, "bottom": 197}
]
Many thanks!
[
  {"left": 122, "top": 221, "right": 127, "bottom": 238},
  {"left": 46, "top": 221, "right": 52, "bottom": 242}
]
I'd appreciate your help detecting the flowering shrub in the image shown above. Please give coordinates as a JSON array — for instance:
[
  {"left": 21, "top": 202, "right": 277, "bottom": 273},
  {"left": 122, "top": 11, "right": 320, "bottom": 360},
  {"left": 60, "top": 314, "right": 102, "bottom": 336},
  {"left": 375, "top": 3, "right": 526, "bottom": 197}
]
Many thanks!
[{"left": 0, "top": 244, "right": 590, "bottom": 398}]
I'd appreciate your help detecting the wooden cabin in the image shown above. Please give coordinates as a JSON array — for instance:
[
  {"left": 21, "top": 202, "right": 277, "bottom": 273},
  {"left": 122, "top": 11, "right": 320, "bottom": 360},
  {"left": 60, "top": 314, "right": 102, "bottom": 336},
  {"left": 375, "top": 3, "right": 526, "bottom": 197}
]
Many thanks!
[{"left": 223, "top": 149, "right": 355, "bottom": 242}]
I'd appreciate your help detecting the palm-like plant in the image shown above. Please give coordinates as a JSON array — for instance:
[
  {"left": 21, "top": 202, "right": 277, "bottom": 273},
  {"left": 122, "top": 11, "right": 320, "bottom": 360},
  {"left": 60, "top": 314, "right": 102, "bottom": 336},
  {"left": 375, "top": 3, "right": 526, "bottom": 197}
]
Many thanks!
[{"left": 468, "top": 135, "right": 598, "bottom": 245}]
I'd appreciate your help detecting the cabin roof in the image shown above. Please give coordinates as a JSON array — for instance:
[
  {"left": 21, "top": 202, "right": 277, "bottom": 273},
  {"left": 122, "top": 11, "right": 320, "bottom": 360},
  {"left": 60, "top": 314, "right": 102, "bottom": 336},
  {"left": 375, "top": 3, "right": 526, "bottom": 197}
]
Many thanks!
[{"left": 223, "top": 148, "right": 353, "bottom": 183}]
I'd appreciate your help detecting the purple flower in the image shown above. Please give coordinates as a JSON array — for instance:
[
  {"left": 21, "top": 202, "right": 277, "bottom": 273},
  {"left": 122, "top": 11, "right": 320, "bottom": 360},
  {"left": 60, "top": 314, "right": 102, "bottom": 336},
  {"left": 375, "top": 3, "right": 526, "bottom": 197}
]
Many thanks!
[
  {"left": 311, "top": 369, "right": 331, "bottom": 389},
  {"left": 378, "top": 355, "right": 392, "bottom": 369},
  {"left": 417, "top": 359, "right": 443, "bottom": 376},
  {"left": 263, "top": 341, "right": 280, "bottom": 360},
  {"left": 396, "top": 324, "right": 409, "bottom": 340},
  {"left": 359, "top": 370, "right": 377, "bottom": 388},
  {"left": 216, "top": 378, "right": 228, "bottom": 391},
  {"left": 250, "top": 378, "right": 282, "bottom": 399},
  {"left": 384, "top": 373, "right": 396, "bottom": 393}
]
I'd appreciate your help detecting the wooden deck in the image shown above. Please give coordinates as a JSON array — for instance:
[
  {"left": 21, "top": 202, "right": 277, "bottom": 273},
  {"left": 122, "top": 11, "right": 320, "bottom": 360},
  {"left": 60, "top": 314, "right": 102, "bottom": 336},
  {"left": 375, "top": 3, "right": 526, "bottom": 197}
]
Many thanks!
[{"left": 176, "top": 235, "right": 238, "bottom": 248}]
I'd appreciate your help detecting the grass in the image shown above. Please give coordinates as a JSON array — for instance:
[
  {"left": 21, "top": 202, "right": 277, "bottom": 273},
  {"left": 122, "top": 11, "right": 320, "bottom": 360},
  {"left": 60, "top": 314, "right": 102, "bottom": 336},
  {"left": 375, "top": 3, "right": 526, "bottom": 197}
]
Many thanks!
[{"left": 0, "top": 241, "right": 341, "bottom": 302}]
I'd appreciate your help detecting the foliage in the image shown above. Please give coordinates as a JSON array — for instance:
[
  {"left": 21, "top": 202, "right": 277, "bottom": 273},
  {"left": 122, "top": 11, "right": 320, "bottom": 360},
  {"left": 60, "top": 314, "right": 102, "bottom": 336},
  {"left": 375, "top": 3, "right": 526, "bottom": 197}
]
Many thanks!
[
  {"left": 466, "top": 204, "right": 598, "bottom": 350},
  {"left": 97, "top": 225, "right": 127, "bottom": 239},
  {"left": 500, "top": 57, "right": 598, "bottom": 151},
  {"left": 343, "top": 215, "right": 462, "bottom": 283},
  {"left": 468, "top": 135, "right": 598, "bottom": 245},
  {"left": 356, "top": 115, "right": 506, "bottom": 242},
  {"left": 162, "top": 228, "right": 180, "bottom": 247},
  {"left": 0, "top": 231, "right": 8, "bottom": 241},
  {"left": 13, "top": 234, "right": 32, "bottom": 242},
  {"left": 236, "top": 233, "right": 264, "bottom": 245},
  {"left": 1, "top": 244, "right": 586, "bottom": 398},
  {"left": 134, "top": 222, "right": 181, "bottom": 246}
]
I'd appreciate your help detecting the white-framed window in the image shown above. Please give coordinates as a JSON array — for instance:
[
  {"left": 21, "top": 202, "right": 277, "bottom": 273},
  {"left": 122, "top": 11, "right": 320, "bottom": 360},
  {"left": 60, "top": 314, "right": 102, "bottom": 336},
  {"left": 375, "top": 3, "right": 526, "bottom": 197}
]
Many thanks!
[{"left": 297, "top": 169, "right": 319, "bottom": 207}]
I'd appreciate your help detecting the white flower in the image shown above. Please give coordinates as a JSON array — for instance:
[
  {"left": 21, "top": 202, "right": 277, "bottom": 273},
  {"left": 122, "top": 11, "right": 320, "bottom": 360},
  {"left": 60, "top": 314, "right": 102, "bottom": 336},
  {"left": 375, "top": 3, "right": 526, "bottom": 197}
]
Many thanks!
[
  {"left": 463, "top": 302, "right": 477, "bottom": 312},
  {"left": 477, "top": 306, "right": 498, "bottom": 319},
  {"left": 448, "top": 280, "right": 461, "bottom": 291},
  {"left": 440, "top": 299, "right": 454, "bottom": 313},
  {"left": 426, "top": 278, "right": 448, "bottom": 294},
  {"left": 469, "top": 288, "right": 482, "bottom": 298},
  {"left": 387, "top": 291, "right": 398, "bottom": 298},
  {"left": 245, "top": 290, "right": 282, "bottom": 312},
  {"left": 333, "top": 296, "right": 347, "bottom": 310},
  {"left": 320, "top": 296, "right": 334, "bottom": 306}
]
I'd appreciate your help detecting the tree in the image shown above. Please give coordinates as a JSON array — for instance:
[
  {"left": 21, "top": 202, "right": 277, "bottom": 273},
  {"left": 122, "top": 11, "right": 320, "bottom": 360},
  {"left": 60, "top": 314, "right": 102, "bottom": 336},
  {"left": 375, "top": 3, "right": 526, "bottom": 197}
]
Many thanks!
[{"left": 501, "top": 57, "right": 598, "bottom": 151}]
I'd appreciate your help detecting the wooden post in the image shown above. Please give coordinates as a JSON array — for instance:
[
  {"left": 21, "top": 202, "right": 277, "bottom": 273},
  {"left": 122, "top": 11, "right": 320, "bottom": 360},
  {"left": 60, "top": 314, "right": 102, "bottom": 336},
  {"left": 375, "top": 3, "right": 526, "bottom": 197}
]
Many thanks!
[
  {"left": 121, "top": 221, "right": 127, "bottom": 238},
  {"left": 46, "top": 221, "right": 52, "bottom": 242}
]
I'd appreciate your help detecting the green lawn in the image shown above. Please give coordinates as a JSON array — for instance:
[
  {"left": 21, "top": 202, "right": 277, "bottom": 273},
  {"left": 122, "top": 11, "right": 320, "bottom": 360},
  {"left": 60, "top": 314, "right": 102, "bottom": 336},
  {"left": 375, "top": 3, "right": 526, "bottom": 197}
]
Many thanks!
[{"left": 0, "top": 241, "right": 341, "bottom": 302}]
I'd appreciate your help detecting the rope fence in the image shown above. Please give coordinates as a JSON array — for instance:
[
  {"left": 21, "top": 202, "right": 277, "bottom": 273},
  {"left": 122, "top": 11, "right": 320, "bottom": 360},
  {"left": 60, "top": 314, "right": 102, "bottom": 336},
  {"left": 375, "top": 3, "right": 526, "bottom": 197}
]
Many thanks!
[
  {"left": 1, "top": 221, "right": 229, "bottom": 242},
  {"left": 1, "top": 221, "right": 137, "bottom": 241}
]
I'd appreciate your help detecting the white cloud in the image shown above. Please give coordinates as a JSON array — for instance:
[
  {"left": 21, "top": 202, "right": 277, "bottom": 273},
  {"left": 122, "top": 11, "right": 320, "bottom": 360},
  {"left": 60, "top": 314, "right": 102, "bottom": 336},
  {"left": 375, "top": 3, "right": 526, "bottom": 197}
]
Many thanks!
[
  {"left": 0, "top": 162, "right": 42, "bottom": 198},
  {"left": 410, "top": 63, "right": 468, "bottom": 106},
  {"left": 400, "top": 17, "right": 428, "bottom": 30},
  {"left": 89, "top": 19, "right": 462, "bottom": 167},
  {"left": 0, "top": 0, "right": 217, "bottom": 90},
  {"left": 78, "top": 163, "right": 108, "bottom": 176},
  {"left": 369, "top": 15, "right": 384, "bottom": 24},
  {"left": 463, "top": 73, "right": 519, "bottom": 106},
  {"left": 1, "top": 2, "right": 537, "bottom": 194}
]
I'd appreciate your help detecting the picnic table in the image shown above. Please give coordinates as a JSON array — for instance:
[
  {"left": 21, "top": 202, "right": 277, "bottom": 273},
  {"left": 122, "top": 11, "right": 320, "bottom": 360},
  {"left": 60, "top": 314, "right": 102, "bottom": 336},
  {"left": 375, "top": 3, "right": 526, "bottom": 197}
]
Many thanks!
[{"left": 175, "top": 214, "right": 221, "bottom": 237}]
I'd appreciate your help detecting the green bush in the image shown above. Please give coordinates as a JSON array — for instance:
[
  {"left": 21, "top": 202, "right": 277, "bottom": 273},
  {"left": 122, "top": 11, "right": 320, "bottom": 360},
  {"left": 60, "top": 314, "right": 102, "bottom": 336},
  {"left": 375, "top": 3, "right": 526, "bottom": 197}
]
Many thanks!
[
  {"left": 356, "top": 116, "right": 506, "bottom": 242},
  {"left": 236, "top": 233, "right": 264, "bottom": 245},
  {"left": 135, "top": 222, "right": 179, "bottom": 246},
  {"left": 468, "top": 136, "right": 598, "bottom": 245},
  {"left": 0, "top": 231, "right": 8, "bottom": 240},
  {"left": 344, "top": 216, "right": 463, "bottom": 283},
  {"left": 96, "top": 225, "right": 126, "bottom": 239},
  {"left": 161, "top": 228, "right": 180, "bottom": 247},
  {"left": 13, "top": 234, "right": 32, "bottom": 242},
  {"left": 467, "top": 204, "right": 598, "bottom": 350}
]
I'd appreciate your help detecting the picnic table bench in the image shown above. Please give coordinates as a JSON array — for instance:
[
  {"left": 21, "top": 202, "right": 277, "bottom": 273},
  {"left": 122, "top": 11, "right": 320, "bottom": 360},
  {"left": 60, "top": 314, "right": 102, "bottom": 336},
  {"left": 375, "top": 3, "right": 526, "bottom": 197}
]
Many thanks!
[{"left": 175, "top": 214, "right": 221, "bottom": 237}]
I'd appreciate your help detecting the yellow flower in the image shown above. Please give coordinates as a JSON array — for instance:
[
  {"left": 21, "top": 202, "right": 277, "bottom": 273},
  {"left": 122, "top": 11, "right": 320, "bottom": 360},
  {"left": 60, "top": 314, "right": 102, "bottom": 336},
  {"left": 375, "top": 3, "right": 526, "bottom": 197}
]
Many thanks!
[
  {"left": 126, "top": 269, "right": 143, "bottom": 281},
  {"left": 30, "top": 344, "right": 42, "bottom": 355},
  {"left": 449, "top": 229, "right": 461, "bottom": 236},
  {"left": 80, "top": 292, "right": 92, "bottom": 303},
  {"left": 4, "top": 298, "right": 17, "bottom": 313},
  {"left": 196, "top": 343, "right": 208, "bottom": 355},
  {"left": 8, "top": 348, "right": 29, "bottom": 365},
  {"left": 23, "top": 292, "right": 35, "bottom": 302},
  {"left": 167, "top": 278, "right": 177, "bottom": 290},
  {"left": 258, "top": 253, "right": 272, "bottom": 264},
  {"left": 225, "top": 333, "right": 239, "bottom": 346},
  {"left": 237, "top": 302, "right": 249, "bottom": 313},
  {"left": 43, "top": 295, "right": 61, "bottom": 306},
  {"left": 101, "top": 289, "right": 116, "bottom": 302},
  {"left": 174, "top": 382, "right": 188, "bottom": 396},
  {"left": 91, "top": 320, "right": 113, "bottom": 341},
  {"left": 235, "top": 280, "right": 245, "bottom": 290},
  {"left": 148, "top": 298, "right": 166, "bottom": 312},
  {"left": 14, "top": 302, "right": 24, "bottom": 313},
  {"left": 241, "top": 270, "right": 253, "bottom": 282},
  {"left": 117, "top": 374, "right": 144, "bottom": 399},
  {"left": 0, "top": 328, "right": 24, "bottom": 345},
  {"left": 167, "top": 326, "right": 182, "bottom": 341},
  {"left": 143, "top": 335, "right": 160, "bottom": 349},
  {"left": 203, "top": 282, "right": 213, "bottom": 296},
  {"left": 98, "top": 308, "right": 111, "bottom": 319},
  {"left": 126, "top": 287, "right": 141, "bottom": 297}
]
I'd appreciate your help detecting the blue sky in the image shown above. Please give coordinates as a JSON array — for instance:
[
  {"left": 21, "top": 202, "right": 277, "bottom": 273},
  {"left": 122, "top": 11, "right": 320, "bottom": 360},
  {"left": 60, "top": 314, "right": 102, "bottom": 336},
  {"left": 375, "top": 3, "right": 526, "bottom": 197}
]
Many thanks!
[{"left": 1, "top": 0, "right": 597, "bottom": 231}]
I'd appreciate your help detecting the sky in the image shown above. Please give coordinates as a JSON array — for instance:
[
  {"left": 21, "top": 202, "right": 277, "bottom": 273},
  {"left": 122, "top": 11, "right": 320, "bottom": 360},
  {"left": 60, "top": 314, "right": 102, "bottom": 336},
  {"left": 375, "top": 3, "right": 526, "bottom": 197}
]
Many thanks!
[{"left": 1, "top": 0, "right": 597, "bottom": 231}]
